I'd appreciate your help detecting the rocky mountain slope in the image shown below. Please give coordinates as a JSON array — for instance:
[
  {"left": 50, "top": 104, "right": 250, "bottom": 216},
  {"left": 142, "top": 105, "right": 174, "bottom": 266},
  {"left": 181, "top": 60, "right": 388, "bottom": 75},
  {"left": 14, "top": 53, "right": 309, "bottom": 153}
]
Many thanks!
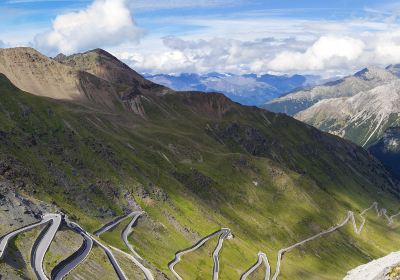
[
  {"left": 296, "top": 79, "right": 400, "bottom": 147},
  {"left": 0, "top": 47, "right": 170, "bottom": 114},
  {"left": 263, "top": 65, "right": 400, "bottom": 180},
  {"left": 263, "top": 67, "right": 398, "bottom": 116},
  {"left": 0, "top": 47, "right": 400, "bottom": 280},
  {"left": 262, "top": 67, "right": 400, "bottom": 148}
]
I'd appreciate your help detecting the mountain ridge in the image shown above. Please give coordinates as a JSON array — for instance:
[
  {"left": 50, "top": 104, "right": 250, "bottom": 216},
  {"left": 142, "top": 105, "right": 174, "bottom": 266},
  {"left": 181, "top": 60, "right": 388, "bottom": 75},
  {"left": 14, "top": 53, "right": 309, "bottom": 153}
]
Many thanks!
[{"left": 263, "top": 66, "right": 398, "bottom": 116}]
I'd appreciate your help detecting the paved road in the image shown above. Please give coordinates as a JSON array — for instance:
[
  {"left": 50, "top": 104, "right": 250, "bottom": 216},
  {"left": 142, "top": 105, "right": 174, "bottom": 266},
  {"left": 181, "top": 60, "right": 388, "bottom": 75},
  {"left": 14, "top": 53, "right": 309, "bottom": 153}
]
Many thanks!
[
  {"left": 95, "top": 211, "right": 157, "bottom": 280},
  {"left": 51, "top": 221, "right": 93, "bottom": 280},
  {"left": 31, "top": 214, "right": 62, "bottom": 280},
  {"left": 240, "top": 252, "right": 270, "bottom": 280},
  {"left": 0, "top": 213, "right": 61, "bottom": 280},
  {"left": 168, "top": 228, "right": 232, "bottom": 280},
  {"left": 212, "top": 228, "right": 232, "bottom": 280},
  {"left": 241, "top": 202, "right": 396, "bottom": 280},
  {"left": 0, "top": 217, "right": 47, "bottom": 259},
  {"left": 52, "top": 216, "right": 130, "bottom": 280},
  {"left": 121, "top": 212, "right": 144, "bottom": 260},
  {"left": 94, "top": 213, "right": 135, "bottom": 237},
  {"left": 121, "top": 212, "right": 155, "bottom": 280},
  {"left": 93, "top": 237, "right": 128, "bottom": 280}
]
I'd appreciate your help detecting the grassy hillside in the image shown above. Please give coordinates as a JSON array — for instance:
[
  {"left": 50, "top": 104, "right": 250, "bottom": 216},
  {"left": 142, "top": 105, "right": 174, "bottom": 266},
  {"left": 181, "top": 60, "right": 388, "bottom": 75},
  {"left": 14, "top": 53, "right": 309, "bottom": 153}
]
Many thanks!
[{"left": 0, "top": 72, "right": 400, "bottom": 280}]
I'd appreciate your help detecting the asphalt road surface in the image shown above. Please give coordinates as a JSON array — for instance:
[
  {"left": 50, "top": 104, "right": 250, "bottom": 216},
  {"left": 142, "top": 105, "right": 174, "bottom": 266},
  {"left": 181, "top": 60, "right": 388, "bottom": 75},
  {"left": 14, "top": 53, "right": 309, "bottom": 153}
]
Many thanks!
[
  {"left": 121, "top": 212, "right": 155, "bottom": 280},
  {"left": 168, "top": 228, "right": 232, "bottom": 280},
  {"left": 31, "top": 214, "right": 62, "bottom": 280},
  {"left": 51, "top": 221, "right": 94, "bottom": 280}
]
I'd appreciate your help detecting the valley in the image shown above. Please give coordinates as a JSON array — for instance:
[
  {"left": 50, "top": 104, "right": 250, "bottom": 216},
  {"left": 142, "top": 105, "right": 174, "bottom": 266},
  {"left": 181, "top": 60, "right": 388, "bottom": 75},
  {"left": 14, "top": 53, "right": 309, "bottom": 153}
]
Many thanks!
[{"left": 0, "top": 47, "right": 400, "bottom": 280}]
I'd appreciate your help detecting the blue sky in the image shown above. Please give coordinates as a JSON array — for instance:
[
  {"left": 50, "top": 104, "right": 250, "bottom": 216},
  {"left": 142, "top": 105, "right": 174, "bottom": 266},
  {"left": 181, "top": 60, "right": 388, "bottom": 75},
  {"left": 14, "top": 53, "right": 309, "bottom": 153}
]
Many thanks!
[{"left": 2, "top": 0, "right": 400, "bottom": 75}]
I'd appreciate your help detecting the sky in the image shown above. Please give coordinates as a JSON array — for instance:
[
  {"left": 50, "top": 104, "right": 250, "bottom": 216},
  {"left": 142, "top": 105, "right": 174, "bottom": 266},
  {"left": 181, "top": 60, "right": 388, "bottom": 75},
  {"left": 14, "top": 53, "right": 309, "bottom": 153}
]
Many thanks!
[{"left": 2, "top": 0, "right": 400, "bottom": 76}]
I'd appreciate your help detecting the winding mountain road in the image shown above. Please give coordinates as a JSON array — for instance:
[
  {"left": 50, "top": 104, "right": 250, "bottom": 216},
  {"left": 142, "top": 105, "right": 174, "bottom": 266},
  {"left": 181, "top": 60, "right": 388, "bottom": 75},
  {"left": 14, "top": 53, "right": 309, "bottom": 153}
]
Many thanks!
[
  {"left": 212, "top": 228, "right": 232, "bottom": 280},
  {"left": 168, "top": 228, "right": 232, "bottom": 280},
  {"left": 51, "top": 221, "right": 94, "bottom": 280},
  {"left": 0, "top": 217, "right": 47, "bottom": 259},
  {"left": 240, "top": 252, "right": 270, "bottom": 280},
  {"left": 121, "top": 212, "right": 155, "bottom": 280},
  {"left": 121, "top": 212, "right": 144, "bottom": 260},
  {"left": 31, "top": 214, "right": 62, "bottom": 280},
  {"left": 240, "top": 202, "right": 400, "bottom": 280},
  {"left": 95, "top": 211, "right": 155, "bottom": 280},
  {"left": 93, "top": 237, "right": 128, "bottom": 280},
  {"left": 94, "top": 213, "right": 135, "bottom": 237},
  {"left": 2, "top": 202, "right": 398, "bottom": 280},
  {"left": 0, "top": 213, "right": 61, "bottom": 280}
]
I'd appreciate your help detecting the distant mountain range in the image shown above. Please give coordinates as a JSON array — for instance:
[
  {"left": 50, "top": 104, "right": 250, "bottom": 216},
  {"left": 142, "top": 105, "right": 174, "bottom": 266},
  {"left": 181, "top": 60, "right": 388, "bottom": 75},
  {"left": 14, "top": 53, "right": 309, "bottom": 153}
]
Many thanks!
[{"left": 144, "top": 72, "right": 324, "bottom": 106}]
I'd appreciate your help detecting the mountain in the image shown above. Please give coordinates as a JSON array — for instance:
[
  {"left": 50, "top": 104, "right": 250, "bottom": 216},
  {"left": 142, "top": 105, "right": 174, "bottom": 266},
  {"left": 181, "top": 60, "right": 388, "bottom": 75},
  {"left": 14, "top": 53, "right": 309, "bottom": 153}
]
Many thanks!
[
  {"left": 295, "top": 78, "right": 400, "bottom": 147},
  {"left": 263, "top": 65, "right": 400, "bottom": 178},
  {"left": 263, "top": 67, "right": 398, "bottom": 116},
  {"left": 144, "top": 72, "right": 319, "bottom": 106},
  {"left": 262, "top": 67, "right": 400, "bottom": 147},
  {"left": 1, "top": 47, "right": 400, "bottom": 280},
  {"left": 0, "top": 47, "right": 168, "bottom": 112}
]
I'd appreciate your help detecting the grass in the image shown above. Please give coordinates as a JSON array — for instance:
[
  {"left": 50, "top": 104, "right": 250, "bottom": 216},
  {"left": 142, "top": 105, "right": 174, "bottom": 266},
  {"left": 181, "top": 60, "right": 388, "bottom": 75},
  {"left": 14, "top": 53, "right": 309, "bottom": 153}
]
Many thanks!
[
  {"left": 43, "top": 227, "right": 84, "bottom": 277},
  {"left": 64, "top": 245, "right": 116, "bottom": 280},
  {"left": 1, "top": 73, "right": 400, "bottom": 279}
]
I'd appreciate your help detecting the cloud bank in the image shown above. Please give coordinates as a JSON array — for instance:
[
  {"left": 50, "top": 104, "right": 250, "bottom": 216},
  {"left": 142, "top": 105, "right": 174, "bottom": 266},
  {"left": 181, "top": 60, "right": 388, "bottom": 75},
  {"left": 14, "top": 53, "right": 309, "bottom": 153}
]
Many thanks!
[
  {"left": 119, "top": 25, "right": 400, "bottom": 76},
  {"left": 268, "top": 36, "right": 366, "bottom": 72},
  {"left": 34, "top": 0, "right": 142, "bottom": 55}
]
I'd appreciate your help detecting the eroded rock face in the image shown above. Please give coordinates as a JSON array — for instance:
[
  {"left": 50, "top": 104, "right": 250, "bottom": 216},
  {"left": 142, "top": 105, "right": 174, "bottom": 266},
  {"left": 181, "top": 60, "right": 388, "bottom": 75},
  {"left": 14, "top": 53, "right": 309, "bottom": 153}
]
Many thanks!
[
  {"left": 0, "top": 48, "right": 168, "bottom": 115},
  {"left": 0, "top": 48, "right": 82, "bottom": 100},
  {"left": 369, "top": 127, "right": 400, "bottom": 179}
]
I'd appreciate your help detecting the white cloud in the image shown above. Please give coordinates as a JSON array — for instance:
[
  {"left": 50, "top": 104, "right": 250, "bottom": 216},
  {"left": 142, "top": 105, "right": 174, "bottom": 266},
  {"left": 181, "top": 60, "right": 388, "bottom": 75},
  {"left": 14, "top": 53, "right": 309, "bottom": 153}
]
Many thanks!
[
  {"left": 120, "top": 50, "right": 196, "bottom": 73},
  {"left": 373, "top": 29, "right": 400, "bottom": 63},
  {"left": 268, "top": 36, "right": 365, "bottom": 72},
  {"left": 34, "top": 0, "right": 142, "bottom": 55},
  {"left": 117, "top": 36, "right": 310, "bottom": 74},
  {"left": 117, "top": 19, "right": 400, "bottom": 76}
]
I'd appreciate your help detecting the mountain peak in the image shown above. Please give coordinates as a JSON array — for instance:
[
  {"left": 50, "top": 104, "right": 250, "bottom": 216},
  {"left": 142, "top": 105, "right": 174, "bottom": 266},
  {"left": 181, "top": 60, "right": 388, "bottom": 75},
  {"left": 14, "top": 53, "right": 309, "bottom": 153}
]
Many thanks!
[
  {"left": 53, "top": 53, "right": 67, "bottom": 62},
  {"left": 87, "top": 48, "right": 117, "bottom": 58},
  {"left": 353, "top": 66, "right": 397, "bottom": 82},
  {"left": 56, "top": 48, "right": 159, "bottom": 90}
]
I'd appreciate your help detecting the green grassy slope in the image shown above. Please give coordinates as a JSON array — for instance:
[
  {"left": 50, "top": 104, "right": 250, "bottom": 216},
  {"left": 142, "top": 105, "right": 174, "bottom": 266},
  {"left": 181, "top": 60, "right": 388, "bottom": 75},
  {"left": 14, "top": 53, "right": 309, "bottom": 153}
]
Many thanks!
[{"left": 0, "top": 73, "right": 399, "bottom": 280}]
